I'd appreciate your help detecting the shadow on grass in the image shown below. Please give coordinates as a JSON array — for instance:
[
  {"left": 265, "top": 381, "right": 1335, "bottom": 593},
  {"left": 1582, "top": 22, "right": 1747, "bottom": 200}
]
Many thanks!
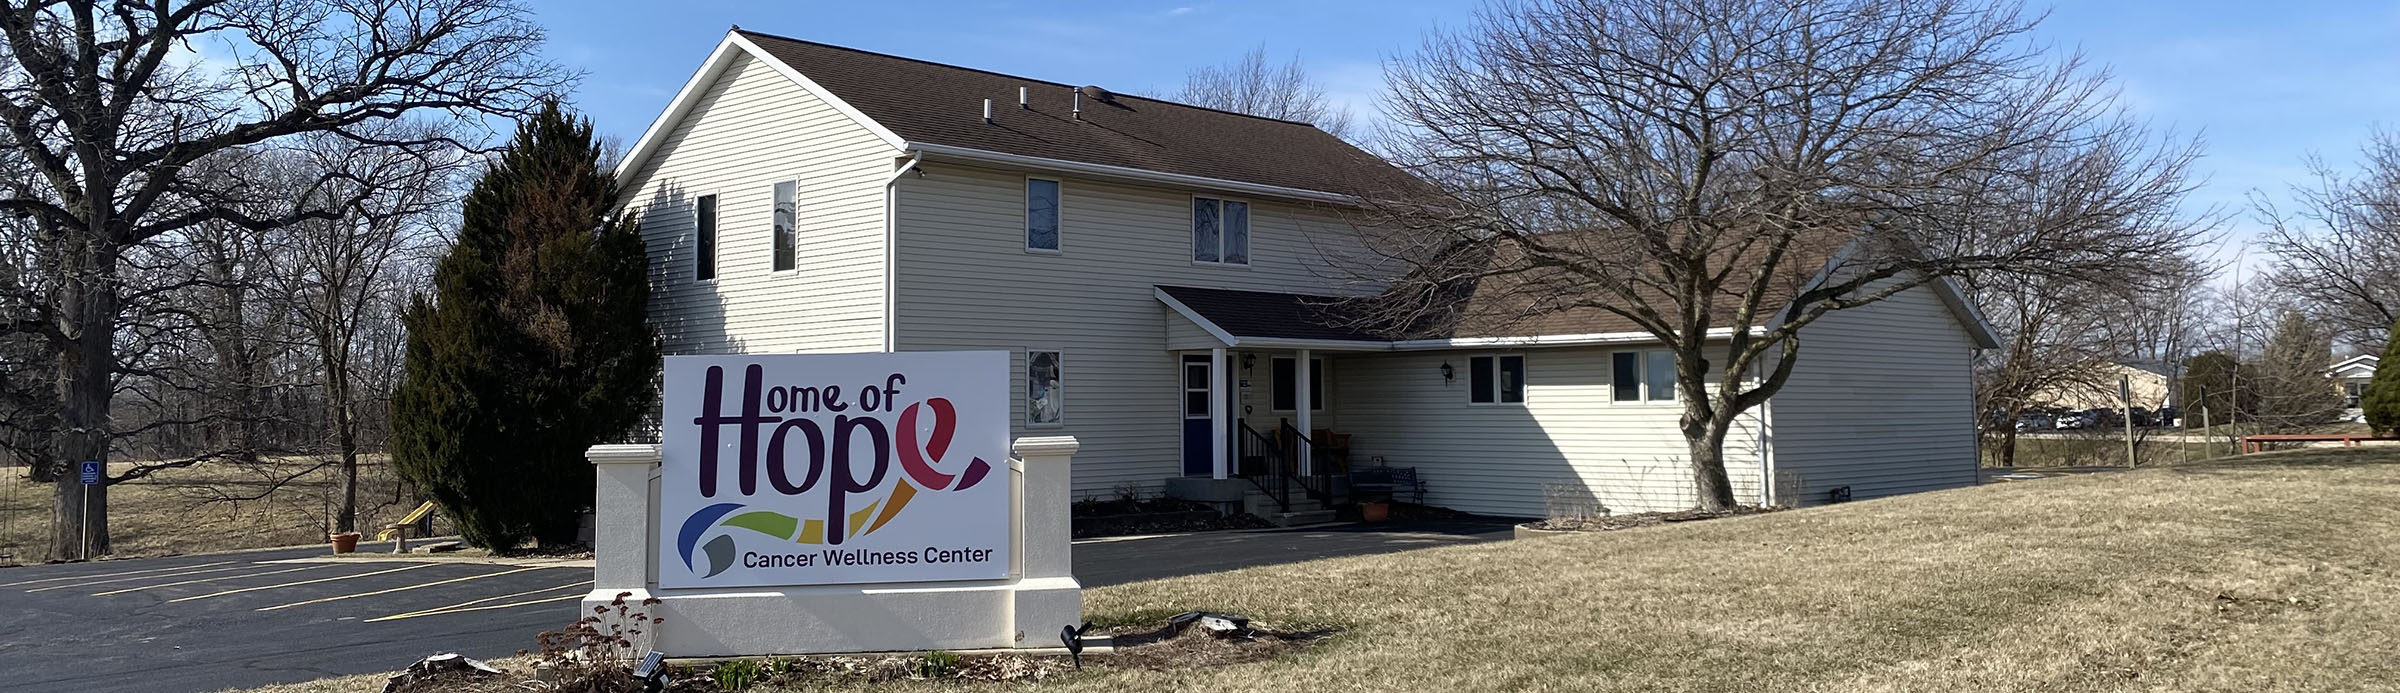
[{"left": 2157, "top": 447, "right": 2400, "bottom": 477}]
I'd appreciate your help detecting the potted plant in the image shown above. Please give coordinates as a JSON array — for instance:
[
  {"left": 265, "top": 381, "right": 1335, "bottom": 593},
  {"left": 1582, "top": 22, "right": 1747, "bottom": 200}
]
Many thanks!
[{"left": 329, "top": 530, "right": 362, "bottom": 554}]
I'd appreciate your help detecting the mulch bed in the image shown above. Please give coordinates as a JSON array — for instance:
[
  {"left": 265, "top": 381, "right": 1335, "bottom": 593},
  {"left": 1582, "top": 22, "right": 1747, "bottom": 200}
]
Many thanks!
[
  {"left": 1071, "top": 497, "right": 1274, "bottom": 538},
  {"left": 1527, "top": 505, "right": 1781, "bottom": 532},
  {"left": 386, "top": 613, "right": 1338, "bottom": 691}
]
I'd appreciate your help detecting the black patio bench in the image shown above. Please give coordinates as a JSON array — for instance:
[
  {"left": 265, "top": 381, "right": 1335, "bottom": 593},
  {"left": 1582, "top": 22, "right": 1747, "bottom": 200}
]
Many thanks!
[{"left": 1350, "top": 466, "right": 1426, "bottom": 504}]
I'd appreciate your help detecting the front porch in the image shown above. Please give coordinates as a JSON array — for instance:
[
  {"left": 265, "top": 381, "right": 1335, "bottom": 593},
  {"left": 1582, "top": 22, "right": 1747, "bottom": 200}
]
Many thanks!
[{"left": 1163, "top": 345, "right": 1372, "bottom": 525}]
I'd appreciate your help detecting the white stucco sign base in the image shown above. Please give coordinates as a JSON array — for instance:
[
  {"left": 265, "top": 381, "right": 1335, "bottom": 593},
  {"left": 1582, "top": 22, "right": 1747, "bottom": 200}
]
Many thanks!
[{"left": 584, "top": 352, "right": 1082, "bottom": 656}]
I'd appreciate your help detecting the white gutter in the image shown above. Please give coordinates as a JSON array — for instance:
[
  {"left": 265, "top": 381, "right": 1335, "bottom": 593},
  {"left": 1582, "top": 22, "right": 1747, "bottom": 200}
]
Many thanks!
[
  {"left": 908, "top": 142, "right": 1359, "bottom": 205},
  {"left": 880, "top": 152, "right": 923, "bottom": 352}
]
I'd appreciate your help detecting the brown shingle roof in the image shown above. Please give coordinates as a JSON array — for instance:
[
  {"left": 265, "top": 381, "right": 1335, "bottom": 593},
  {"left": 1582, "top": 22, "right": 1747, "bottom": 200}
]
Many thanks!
[
  {"left": 1158, "top": 285, "right": 1382, "bottom": 342},
  {"left": 735, "top": 30, "right": 1418, "bottom": 197}
]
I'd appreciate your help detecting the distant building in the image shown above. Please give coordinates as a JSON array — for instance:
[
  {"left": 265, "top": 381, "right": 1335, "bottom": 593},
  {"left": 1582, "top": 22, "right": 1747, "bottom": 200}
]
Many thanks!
[
  {"left": 2331, "top": 355, "right": 2380, "bottom": 421},
  {"left": 2030, "top": 362, "right": 2173, "bottom": 411}
]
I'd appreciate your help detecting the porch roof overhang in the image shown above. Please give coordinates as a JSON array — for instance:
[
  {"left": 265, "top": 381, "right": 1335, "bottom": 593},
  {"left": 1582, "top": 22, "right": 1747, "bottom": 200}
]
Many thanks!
[{"left": 1154, "top": 285, "right": 1750, "bottom": 352}]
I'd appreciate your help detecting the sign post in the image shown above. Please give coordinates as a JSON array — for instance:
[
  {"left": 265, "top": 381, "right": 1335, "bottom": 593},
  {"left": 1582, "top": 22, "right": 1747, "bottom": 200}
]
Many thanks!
[
  {"left": 2120, "top": 376, "right": 2136, "bottom": 468},
  {"left": 79, "top": 460, "right": 100, "bottom": 560},
  {"left": 586, "top": 352, "right": 1083, "bottom": 657}
]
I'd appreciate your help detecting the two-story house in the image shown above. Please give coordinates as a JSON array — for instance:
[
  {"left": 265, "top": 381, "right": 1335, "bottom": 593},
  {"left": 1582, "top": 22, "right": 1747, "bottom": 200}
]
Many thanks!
[{"left": 614, "top": 28, "right": 2001, "bottom": 520}]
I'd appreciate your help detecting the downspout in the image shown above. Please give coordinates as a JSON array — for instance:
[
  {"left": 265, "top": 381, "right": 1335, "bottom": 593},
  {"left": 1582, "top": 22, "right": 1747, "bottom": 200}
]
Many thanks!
[
  {"left": 879, "top": 151, "right": 922, "bottom": 352},
  {"left": 1756, "top": 358, "right": 1776, "bottom": 507}
]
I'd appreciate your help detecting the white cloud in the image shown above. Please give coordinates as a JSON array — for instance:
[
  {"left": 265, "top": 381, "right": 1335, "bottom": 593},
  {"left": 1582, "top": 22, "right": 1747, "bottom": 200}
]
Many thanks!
[{"left": 1167, "top": 7, "right": 1196, "bottom": 16}]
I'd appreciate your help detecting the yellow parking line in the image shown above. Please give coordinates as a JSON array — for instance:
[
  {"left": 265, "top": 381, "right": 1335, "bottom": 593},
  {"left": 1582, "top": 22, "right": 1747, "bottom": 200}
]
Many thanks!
[
  {"left": 254, "top": 566, "right": 549, "bottom": 612},
  {"left": 166, "top": 564, "right": 434, "bottom": 602},
  {"left": 89, "top": 565, "right": 328, "bottom": 596},
  {"left": 30, "top": 564, "right": 253, "bottom": 593},
  {"left": 0, "top": 560, "right": 237, "bottom": 588},
  {"left": 363, "top": 580, "right": 593, "bottom": 623}
]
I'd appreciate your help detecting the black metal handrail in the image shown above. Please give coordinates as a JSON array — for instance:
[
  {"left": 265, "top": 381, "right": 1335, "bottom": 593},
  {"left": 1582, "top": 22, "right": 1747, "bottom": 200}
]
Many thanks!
[
  {"left": 1278, "top": 421, "right": 1341, "bottom": 505},
  {"left": 1237, "top": 420, "right": 1290, "bottom": 512}
]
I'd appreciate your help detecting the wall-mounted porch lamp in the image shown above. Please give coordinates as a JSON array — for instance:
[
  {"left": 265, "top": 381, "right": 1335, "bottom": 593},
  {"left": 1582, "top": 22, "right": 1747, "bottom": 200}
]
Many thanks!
[{"left": 1440, "top": 361, "right": 1455, "bottom": 384}]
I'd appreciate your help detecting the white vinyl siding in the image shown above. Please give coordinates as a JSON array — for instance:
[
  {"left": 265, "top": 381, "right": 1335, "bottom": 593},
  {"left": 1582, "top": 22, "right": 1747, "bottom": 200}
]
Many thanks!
[
  {"left": 620, "top": 52, "right": 899, "bottom": 354},
  {"left": 1339, "top": 346, "right": 1765, "bottom": 517},
  {"left": 894, "top": 162, "right": 1368, "bottom": 495},
  {"left": 1771, "top": 283, "right": 1981, "bottom": 505}
]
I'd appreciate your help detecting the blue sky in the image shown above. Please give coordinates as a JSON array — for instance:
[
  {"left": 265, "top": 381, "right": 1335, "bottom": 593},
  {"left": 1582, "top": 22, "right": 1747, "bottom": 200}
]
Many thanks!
[{"left": 528, "top": 1, "right": 2400, "bottom": 262}]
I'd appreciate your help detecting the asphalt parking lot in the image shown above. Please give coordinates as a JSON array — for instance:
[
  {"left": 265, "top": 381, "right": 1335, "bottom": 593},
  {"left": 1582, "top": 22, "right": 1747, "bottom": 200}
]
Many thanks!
[{"left": 0, "top": 519, "right": 1514, "bottom": 693}]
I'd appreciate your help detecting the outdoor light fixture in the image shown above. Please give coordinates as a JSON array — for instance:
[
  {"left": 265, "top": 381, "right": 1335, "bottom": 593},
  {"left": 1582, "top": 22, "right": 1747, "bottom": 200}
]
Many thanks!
[
  {"left": 1060, "top": 621, "right": 1093, "bottom": 669},
  {"left": 1241, "top": 353, "right": 1256, "bottom": 374},
  {"left": 1440, "top": 361, "right": 1455, "bottom": 383},
  {"left": 633, "top": 650, "right": 668, "bottom": 693}
]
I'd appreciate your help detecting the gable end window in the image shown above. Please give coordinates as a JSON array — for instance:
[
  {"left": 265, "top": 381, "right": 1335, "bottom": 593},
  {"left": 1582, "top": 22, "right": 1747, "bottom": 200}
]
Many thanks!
[
  {"left": 694, "top": 194, "right": 718, "bottom": 281},
  {"left": 772, "top": 180, "right": 798, "bottom": 271},
  {"left": 1026, "top": 178, "right": 1060, "bottom": 252},
  {"left": 1192, "top": 196, "right": 1249, "bottom": 265},
  {"left": 1027, "top": 350, "right": 1063, "bottom": 426},
  {"left": 1612, "top": 350, "right": 1679, "bottom": 403},
  {"left": 1468, "top": 355, "right": 1525, "bottom": 404}
]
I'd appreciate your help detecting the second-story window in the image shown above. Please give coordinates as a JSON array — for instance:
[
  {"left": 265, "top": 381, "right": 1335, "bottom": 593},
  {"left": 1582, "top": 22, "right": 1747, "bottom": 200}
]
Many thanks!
[
  {"left": 694, "top": 193, "right": 718, "bottom": 281},
  {"left": 772, "top": 180, "right": 797, "bottom": 271},
  {"left": 1026, "top": 178, "right": 1060, "bottom": 252},
  {"left": 1192, "top": 196, "right": 1249, "bottom": 265}
]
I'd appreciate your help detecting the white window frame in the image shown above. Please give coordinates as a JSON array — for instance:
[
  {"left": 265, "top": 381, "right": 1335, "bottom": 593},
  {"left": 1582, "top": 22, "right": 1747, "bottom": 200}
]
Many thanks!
[
  {"left": 770, "top": 178, "right": 800, "bottom": 273},
  {"left": 1270, "top": 356, "right": 1325, "bottom": 412},
  {"left": 692, "top": 192, "right": 720, "bottom": 283},
  {"left": 1026, "top": 349, "right": 1065, "bottom": 428},
  {"left": 1610, "top": 349, "right": 1680, "bottom": 404},
  {"left": 1025, "top": 176, "right": 1062, "bottom": 254},
  {"left": 1190, "top": 195, "right": 1252, "bottom": 267},
  {"left": 1466, "top": 353, "right": 1526, "bottom": 406},
  {"left": 1183, "top": 357, "right": 1212, "bottom": 420}
]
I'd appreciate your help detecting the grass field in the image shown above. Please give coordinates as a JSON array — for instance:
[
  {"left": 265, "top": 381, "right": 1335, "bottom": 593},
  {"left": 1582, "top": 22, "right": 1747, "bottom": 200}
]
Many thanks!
[
  {"left": 0, "top": 457, "right": 439, "bottom": 564},
  {"left": 241, "top": 446, "right": 2400, "bottom": 692},
  {"left": 1989, "top": 435, "right": 2232, "bottom": 467}
]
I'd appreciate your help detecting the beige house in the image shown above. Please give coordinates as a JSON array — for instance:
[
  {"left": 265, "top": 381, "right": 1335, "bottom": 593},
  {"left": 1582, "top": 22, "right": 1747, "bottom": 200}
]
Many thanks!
[
  {"left": 2031, "top": 362, "right": 2174, "bottom": 411},
  {"left": 615, "top": 29, "right": 2000, "bottom": 519}
]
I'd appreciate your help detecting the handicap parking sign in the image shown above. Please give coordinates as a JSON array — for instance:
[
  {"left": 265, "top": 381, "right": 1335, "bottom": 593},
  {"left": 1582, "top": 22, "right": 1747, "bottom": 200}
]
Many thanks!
[{"left": 79, "top": 460, "right": 100, "bottom": 485}]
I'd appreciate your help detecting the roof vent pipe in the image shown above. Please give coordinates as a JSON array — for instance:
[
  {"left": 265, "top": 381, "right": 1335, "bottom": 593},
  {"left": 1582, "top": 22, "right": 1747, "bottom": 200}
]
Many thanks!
[
  {"left": 1071, "top": 87, "right": 1081, "bottom": 120},
  {"left": 983, "top": 98, "right": 992, "bottom": 125},
  {"left": 1019, "top": 86, "right": 1028, "bottom": 109}
]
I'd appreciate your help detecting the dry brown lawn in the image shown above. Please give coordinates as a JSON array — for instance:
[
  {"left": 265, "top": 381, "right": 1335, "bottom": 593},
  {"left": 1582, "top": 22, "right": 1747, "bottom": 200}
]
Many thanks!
[
  {"left": 0, "top": 457, "right": 441, "bottom": 564},
  {"left": 237, "top": 447, "right": 2400, "bottom": 692}
]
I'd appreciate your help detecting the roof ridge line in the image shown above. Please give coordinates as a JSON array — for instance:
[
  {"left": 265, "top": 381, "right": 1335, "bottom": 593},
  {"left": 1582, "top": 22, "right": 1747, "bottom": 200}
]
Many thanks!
[{"left": 731, "top": 28, "right": 1331, "bottom": 131}]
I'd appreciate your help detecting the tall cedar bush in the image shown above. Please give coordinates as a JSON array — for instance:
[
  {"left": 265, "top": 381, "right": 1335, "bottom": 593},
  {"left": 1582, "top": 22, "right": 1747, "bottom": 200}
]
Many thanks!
[
  {"left": 2367, "top": 318, "right": 2400, "bottom": 435},
  {"left": 391, "top": 103, "right": 659, "bottom": 549}
]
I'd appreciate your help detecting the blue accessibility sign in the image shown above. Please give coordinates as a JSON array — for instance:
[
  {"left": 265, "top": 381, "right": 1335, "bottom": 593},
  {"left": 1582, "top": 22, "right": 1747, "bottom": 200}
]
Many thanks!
[{"left": 79, "top": 460, "right": 101, "bottom": 485}]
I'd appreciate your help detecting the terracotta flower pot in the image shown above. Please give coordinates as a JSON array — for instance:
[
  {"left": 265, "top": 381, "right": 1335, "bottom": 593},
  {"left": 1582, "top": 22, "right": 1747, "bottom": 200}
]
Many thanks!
[
  {"left": 329, "top": 532, "right": 362, "bottom": 554},
  {"left": 1360, "top": 502, "right": 1390, "bottom": 523}
]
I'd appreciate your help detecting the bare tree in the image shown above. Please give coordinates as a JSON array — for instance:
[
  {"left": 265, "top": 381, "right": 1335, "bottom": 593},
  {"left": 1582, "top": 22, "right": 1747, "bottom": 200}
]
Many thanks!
[
  {"left": 1175, "top": 44, "right": 1357, "bottom": 141},
  {"left": 2257, "top": 129, "right": 2400, "bottom": 353},
  {"left": 0, "top": 0, "right": 565, "bottom": 559},
  {"left": 272, "top": 129, "right": 463, "bottom": 534},
  {"left": 1350, "top": 0, "right": 2211, "bottom": 510}
]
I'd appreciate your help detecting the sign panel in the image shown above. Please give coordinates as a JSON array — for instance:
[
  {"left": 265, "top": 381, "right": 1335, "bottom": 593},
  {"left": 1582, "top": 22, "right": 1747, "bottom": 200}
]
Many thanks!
[
  {"left": 659, "top": 352, "right": 1011, "bottom": 589},
  {"left": 79, "top": 461, "right": 101, "bottom": 485}
]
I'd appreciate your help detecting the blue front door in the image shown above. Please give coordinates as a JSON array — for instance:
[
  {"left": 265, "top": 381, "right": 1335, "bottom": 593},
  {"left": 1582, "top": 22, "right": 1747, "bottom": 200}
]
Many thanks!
[{"left": 1182, "top": 355, "right": 1213, "bottom": 476}]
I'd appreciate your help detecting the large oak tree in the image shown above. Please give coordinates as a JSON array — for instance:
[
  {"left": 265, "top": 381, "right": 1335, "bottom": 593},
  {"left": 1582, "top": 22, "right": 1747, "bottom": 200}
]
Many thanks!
[{"left": 0, "top": 0, "right": 563, "bottom": 558}]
